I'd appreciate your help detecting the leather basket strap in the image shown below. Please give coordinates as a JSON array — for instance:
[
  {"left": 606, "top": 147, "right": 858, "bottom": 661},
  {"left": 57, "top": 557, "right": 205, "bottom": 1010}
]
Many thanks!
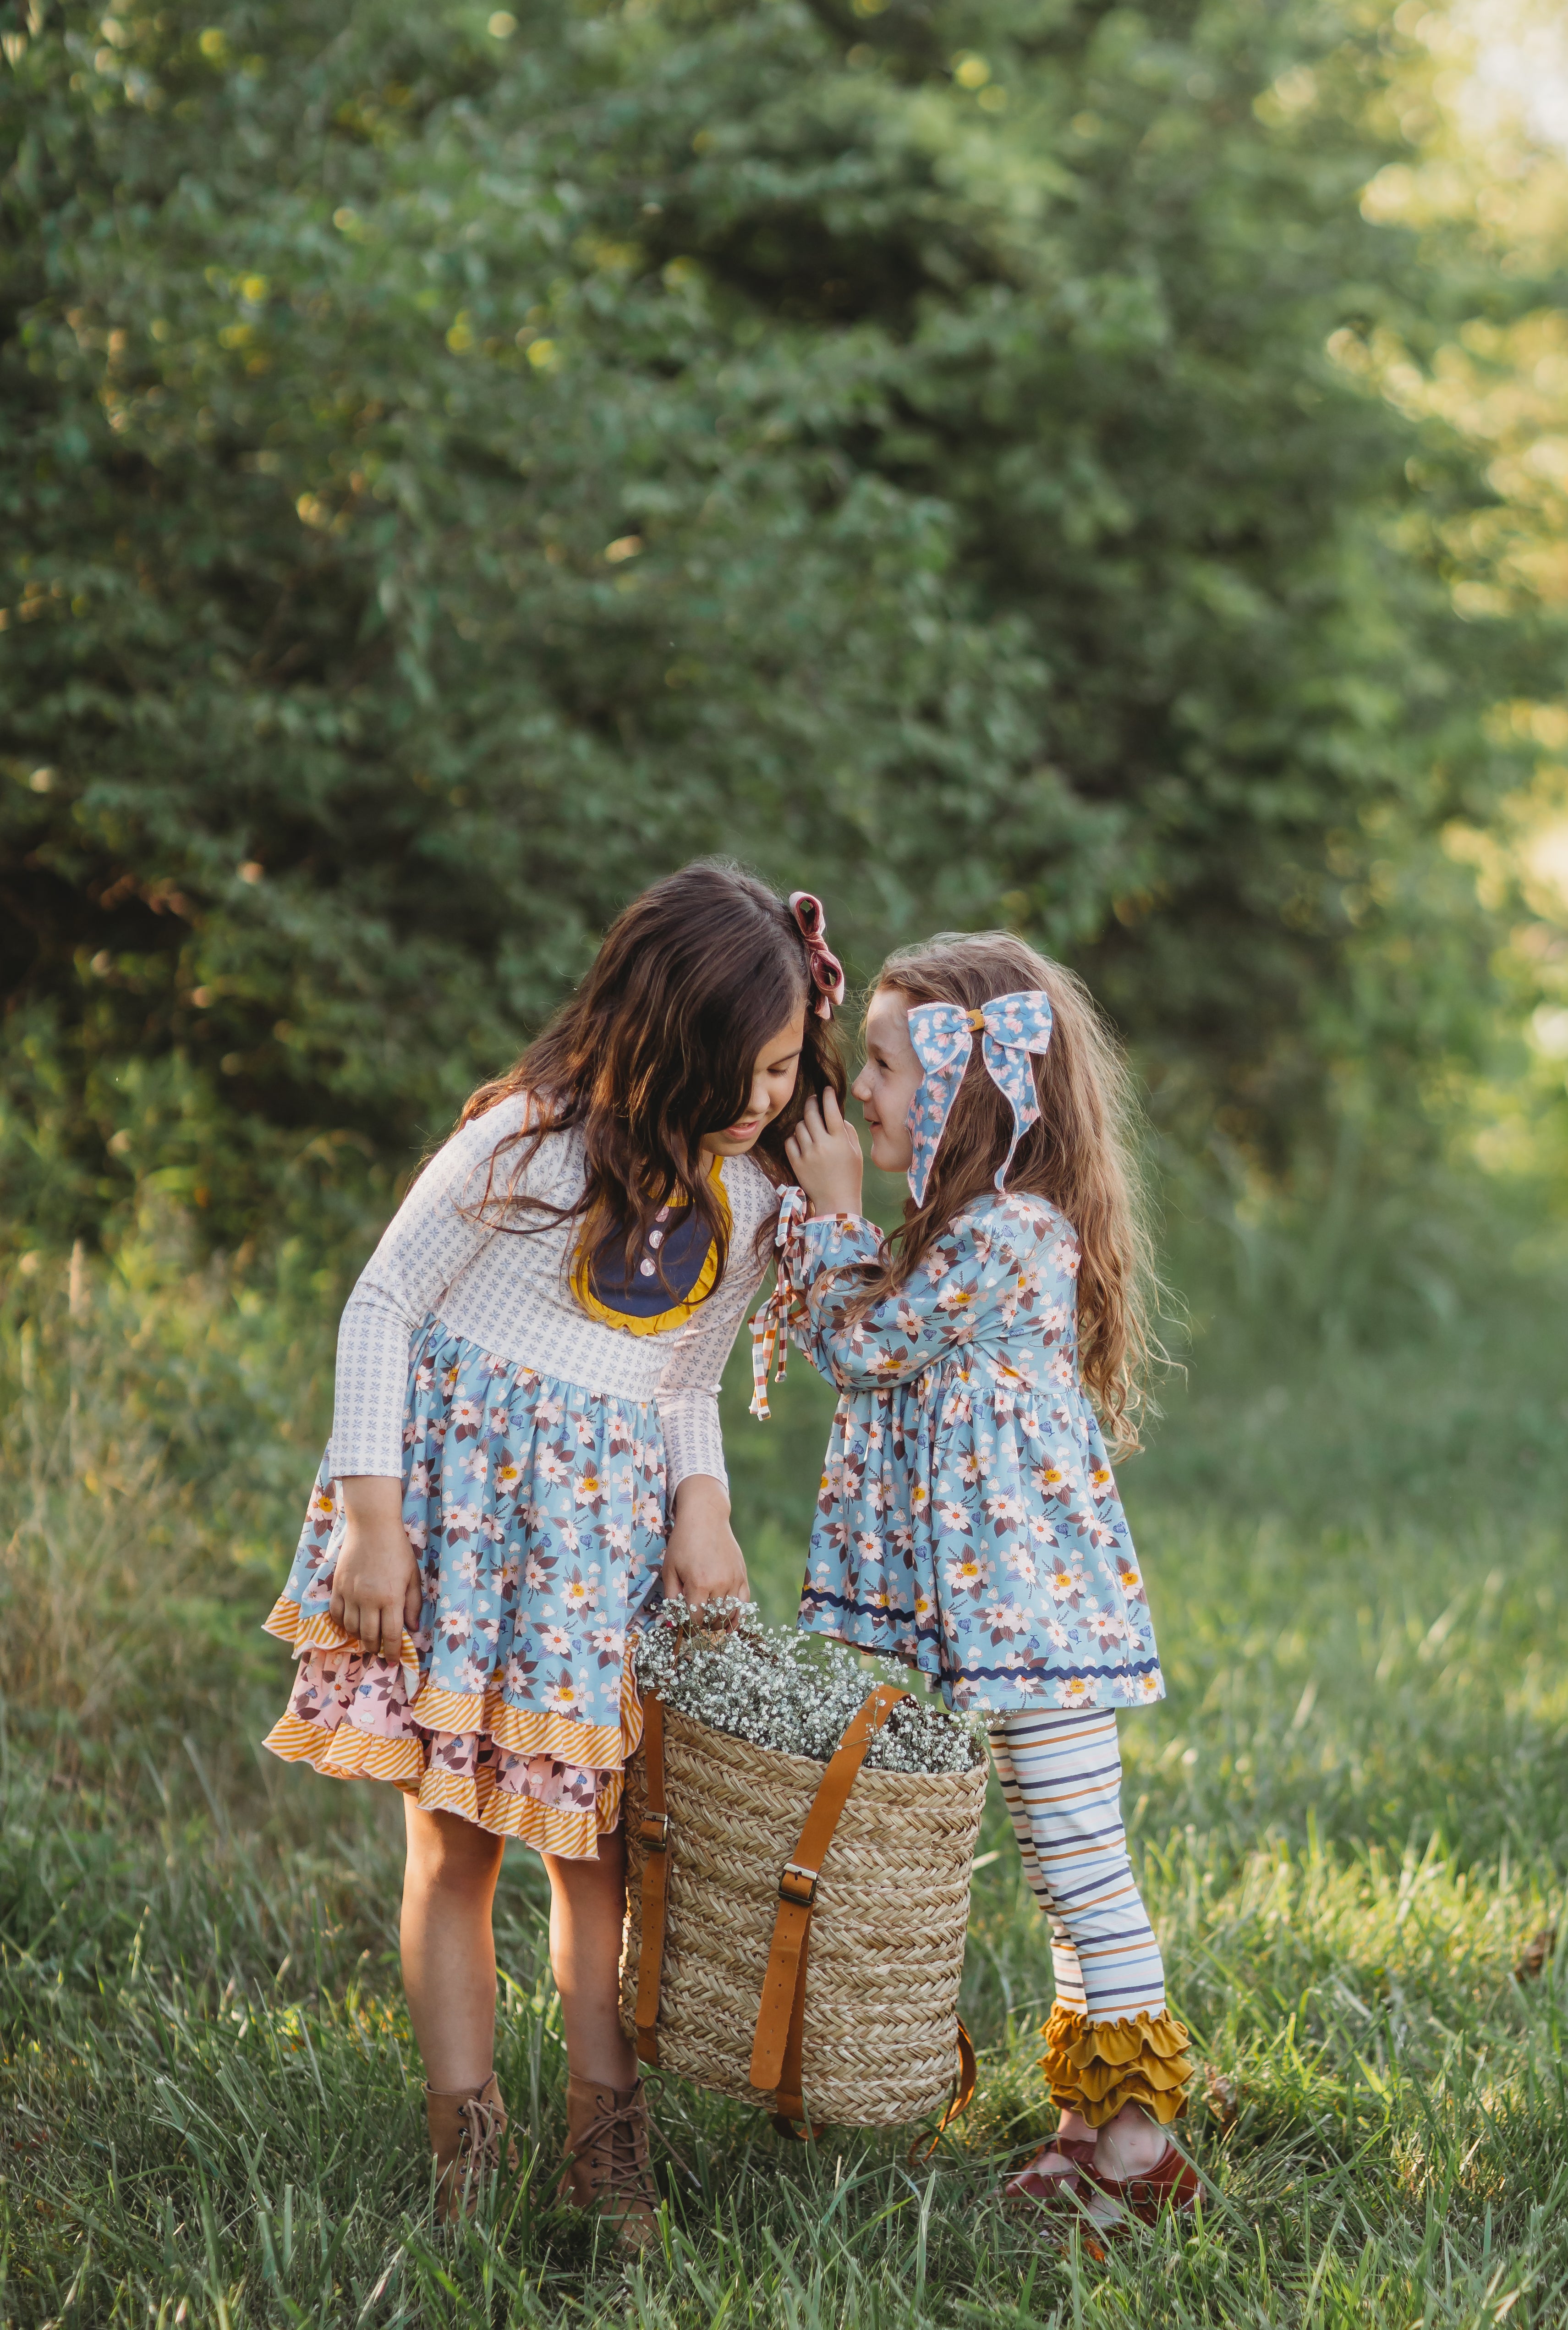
[
  {"left": 750, "top": 1681, "right": 907, "bottom": 2119},
  {"left": 908, "top": 2017, "right": 979, "bottom": 2160},
  {"left": 769, "top": 1912, "right": 816, "bottom": 2138},
  {"left": 633, "top": 1691, "right": 670, "bottom": 2067}
]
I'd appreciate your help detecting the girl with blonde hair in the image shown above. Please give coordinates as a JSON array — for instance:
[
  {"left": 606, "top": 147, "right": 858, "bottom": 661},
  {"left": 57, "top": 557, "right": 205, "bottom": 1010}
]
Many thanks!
[{"left": 762, "top": 929, "right": 1195, "bottom": 2229}]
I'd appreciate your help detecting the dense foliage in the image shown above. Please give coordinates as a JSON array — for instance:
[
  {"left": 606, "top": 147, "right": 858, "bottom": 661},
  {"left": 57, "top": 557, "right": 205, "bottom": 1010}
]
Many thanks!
[{"left": 0, "top": 0, "right": 1532, "bottom": 1249}]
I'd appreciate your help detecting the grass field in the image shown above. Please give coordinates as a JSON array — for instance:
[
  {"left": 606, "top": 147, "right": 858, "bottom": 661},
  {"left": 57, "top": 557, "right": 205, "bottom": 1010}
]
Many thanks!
[{"left": 3, "top": 1226, "right": 1567, "bottom": 2327}]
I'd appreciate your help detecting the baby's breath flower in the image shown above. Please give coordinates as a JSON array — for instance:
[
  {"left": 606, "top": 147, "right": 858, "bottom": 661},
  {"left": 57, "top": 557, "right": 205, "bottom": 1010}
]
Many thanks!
[{"left": 633, "top": 1599, "right": 985, "bottom": 1775}]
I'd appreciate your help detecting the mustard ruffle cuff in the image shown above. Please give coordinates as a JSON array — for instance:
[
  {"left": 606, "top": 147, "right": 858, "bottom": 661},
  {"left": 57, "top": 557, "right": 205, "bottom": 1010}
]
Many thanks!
[{"left": 1039, "top": 2004, "right": 1194, "bottom": 2128}]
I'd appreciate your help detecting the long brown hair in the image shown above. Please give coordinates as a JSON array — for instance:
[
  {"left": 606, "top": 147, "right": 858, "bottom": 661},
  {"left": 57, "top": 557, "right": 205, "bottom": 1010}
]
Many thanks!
[
  {"left": 458, "top": 861, "right": 845, "bottom": 1289},
  {"left": 865, "top": 933, "right": 1157, "bottom": 1451}
]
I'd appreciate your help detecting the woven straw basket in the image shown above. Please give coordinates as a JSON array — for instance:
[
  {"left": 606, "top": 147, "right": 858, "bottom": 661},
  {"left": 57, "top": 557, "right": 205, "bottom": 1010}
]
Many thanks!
[{"left": 618, "top": 1685, "right": 987, "bottom": 2131}]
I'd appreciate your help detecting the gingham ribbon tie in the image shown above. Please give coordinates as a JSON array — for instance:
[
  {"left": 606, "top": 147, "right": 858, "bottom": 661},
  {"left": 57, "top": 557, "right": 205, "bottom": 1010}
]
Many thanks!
[{"left": 750, "top": 1184, "right": 811, "bottom": 1419}]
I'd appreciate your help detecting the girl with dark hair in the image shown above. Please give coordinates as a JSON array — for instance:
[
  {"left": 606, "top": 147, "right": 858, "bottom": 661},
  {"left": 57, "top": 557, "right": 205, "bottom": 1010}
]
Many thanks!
[
  {"left": 263, "top": 862, "right": 845, "bottom": 2240},
  {"left": 760, "top": 931, "right": 1195, "bottom": 2232}
]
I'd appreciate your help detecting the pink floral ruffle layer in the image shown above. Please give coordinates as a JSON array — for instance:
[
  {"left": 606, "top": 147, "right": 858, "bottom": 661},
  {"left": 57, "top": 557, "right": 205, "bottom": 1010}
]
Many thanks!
[{"left": 264, "top": 1598, "right": 643, "bottom": 1861}]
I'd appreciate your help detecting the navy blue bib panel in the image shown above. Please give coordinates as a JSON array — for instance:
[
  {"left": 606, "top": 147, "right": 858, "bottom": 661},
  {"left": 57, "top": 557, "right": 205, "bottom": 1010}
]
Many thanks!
[{"left": 570, "top": 1165, "right": 729, "bottom": 1336}]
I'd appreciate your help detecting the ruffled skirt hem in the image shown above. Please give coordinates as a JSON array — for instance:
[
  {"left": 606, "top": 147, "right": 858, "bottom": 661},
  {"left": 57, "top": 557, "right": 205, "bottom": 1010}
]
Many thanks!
[
  {"left": 1039, "top": 2004, "right": 1194, "bottom": 2127},
  {"left": 262, "top": 1595, "right": 644, "bottom": 1863}
]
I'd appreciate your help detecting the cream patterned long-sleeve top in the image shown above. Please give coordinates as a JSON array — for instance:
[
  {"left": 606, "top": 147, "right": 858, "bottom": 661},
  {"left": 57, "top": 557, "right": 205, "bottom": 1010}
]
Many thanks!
[{"left": 328, "top": 1096, "right": 776, "bottom": 1491}]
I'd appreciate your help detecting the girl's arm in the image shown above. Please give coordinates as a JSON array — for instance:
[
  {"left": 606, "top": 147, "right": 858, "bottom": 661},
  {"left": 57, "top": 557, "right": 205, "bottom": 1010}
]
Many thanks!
[
  {"left": 652, "top": 1174, "right": 769, "bottom": 1606},
  {"left": 329, "top": 1096, "right": 531, "bottom": 1479},
  {"left": 793, "top": 1208, "right": 1031, "bottom": 1390},
  {"left": 328, "top": 1099, "right": 530, "bottom": 1658},
  {"left": 780, "top": 1090, "right": 1057, "bottom": 1389}
]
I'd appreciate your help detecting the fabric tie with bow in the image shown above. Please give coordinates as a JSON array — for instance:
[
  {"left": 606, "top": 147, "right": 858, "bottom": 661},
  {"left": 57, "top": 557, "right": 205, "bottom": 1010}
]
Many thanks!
[
  {"left": 905, "top": 989, "right": 1054, "bottom": 1207},
  {"left": 749, "top": 1184, "right": 811, "bottom": 1418},
  {"left": 789, "top": 892, "right": 845, "bottom": 1021}
]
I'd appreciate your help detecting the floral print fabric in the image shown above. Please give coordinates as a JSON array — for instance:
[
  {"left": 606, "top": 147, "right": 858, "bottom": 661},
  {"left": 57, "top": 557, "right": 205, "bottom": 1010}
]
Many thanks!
[
  {"left": 264, "top": 1320, "right": 666, "bottom": 1857},
  {"left": 788, "top": 1195, "right": 1163, "bottom": 1715},
  {"left": 905, "top": 990, "right": 1055, "bottom": 1206}
]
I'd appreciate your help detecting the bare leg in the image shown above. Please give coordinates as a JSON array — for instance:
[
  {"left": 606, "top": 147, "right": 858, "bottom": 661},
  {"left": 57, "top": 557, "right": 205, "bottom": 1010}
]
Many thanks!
[
  {"left": 401, "top": 1801, "right": 506, "bottom": 2091},
  {"left": 542, "top": 1829, "right": 636, "bottom": 2089}
]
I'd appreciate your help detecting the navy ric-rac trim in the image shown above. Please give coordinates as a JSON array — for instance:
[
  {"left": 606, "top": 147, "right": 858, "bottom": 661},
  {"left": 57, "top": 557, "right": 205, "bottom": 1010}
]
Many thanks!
[
  {"left": 800, "top": 1586, "right": 1160, "bottom": 1687},
  {"left": 802, "top": 1583, "right": 928, "bottom": 1630}
]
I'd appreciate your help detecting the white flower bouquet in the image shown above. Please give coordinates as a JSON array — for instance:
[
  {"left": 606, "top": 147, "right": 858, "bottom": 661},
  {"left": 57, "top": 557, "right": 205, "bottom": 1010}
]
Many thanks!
[{"left": 631, "top": 1597, "right": 986, "bottom": 1778}]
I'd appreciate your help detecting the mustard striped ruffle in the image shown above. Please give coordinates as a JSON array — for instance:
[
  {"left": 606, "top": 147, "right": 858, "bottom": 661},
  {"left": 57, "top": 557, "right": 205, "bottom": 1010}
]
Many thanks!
[
  {"left": 264, "top": 1591, "right": 420, "bottom": 1690},
  {"left": 263, "top": 1592, "right": 638, "bottom": 1768},
  {"left": 1039, "top": 2004, "right": 1193, "bottom": 2127}
]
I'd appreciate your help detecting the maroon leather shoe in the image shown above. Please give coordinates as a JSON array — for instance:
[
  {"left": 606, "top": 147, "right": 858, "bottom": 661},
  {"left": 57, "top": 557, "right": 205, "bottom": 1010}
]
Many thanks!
[{"left": 1090, "top": 2138, "right": 1199, "bottom": 2226}]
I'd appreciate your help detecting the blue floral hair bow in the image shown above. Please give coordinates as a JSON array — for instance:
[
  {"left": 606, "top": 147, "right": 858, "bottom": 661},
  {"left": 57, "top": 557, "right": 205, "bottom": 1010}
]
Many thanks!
[{"left": 905, "top": 990, "right": 1054, "bottom": 1207}]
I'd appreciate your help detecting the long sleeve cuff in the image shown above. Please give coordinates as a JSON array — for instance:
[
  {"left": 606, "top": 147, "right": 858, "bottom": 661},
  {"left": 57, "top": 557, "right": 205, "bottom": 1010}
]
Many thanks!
[
  {"left": 658, "top": 1389, "right": 729, "bottom": 1498},
  {"left": 796, "top": 1211, "right": 887, "bottom": 1281}
]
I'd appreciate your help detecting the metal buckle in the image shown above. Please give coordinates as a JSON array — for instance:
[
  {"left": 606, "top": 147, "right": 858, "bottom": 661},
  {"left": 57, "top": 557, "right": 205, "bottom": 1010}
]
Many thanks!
[
  {"left": 779, "top": 1861, "right": 818, "bottom": 1907},
  {"left": 640, "top": 1813, "right": 669, "bottom": 1852}
]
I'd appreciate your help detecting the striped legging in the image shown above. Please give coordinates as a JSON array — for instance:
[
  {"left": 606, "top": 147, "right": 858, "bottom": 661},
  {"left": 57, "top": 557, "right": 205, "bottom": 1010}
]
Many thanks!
[{"left": 988, "top": 1706, "right": 1166, "bottom": 2024}]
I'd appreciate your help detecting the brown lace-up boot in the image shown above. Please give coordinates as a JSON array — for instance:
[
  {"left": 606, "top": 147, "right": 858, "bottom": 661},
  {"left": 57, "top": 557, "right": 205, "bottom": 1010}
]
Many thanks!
[
  {"left": 424, "top": 2073, "right": 518, "bottom": 2224},
  {"left": 556, "top": 2073, "right": 660, "bottom": 2251}
]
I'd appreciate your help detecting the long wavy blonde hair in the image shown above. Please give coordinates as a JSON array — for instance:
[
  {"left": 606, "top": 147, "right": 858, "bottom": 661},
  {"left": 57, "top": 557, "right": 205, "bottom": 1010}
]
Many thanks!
[{"left": 863, "top": 933, "right": 1158, "bottom": 1452}]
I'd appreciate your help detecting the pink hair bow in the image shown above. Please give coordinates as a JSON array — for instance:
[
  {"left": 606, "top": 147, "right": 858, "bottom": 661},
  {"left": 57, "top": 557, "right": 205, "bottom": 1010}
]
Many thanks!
[
  {"left": 905, "top": 989, "right": 1054, "bottom": 1207},
  {"left": 789, "top": 891, "right": 845, "bottom": 1020}
]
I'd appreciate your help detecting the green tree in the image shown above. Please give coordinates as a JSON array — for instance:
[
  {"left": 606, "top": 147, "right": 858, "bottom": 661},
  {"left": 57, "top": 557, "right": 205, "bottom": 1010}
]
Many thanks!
[{"left": 0, "top": 0, "right": 1532, "bottom": 1249}]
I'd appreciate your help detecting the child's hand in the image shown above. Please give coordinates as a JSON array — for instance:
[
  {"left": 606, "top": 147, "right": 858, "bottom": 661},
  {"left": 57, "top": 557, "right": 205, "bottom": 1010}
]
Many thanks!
[
  {"left": 331, "top": 1477, "right": 423, "bottom": 1659},
  {"left": 785, "top": 1088, "right": 864, "bottom": 1220},
  {"left": 662, "top": 1473, "right": 749, "bottom": 1610}
]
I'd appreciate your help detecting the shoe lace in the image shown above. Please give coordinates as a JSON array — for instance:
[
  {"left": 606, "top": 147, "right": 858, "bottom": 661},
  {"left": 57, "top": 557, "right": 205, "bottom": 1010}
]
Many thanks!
[
  {"left": 456, "top": 2089, "right": 507, "bottom": 2176},
  {"left": 576, "top": 2092, "right": 656, "bottom": 2204}
]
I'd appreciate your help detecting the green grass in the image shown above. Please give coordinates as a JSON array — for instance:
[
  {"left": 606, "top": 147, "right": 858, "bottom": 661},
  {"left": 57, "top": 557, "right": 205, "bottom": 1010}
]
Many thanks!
[{"left": 4, "top": 1234, "right": 1568, "bottom": 2326}]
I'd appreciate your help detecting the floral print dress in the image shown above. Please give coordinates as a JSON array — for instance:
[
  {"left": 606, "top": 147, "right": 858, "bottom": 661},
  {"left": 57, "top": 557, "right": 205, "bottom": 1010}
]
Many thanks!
[
  {"left": 787, "top": 1194, "right": 1163, "bottom": 1715},
  {"left": 266, "top": 1332, "right": 670, "bottom": 1855},
  {"left": 264, "top": 1099, "right": 773, "bottom": 1859}
]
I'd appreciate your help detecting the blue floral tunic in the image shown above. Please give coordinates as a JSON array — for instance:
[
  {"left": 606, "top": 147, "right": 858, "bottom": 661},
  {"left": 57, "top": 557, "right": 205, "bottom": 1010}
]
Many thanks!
[{"left": 787, "top": 1195, "right": 1163, "bottom": 1715}]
